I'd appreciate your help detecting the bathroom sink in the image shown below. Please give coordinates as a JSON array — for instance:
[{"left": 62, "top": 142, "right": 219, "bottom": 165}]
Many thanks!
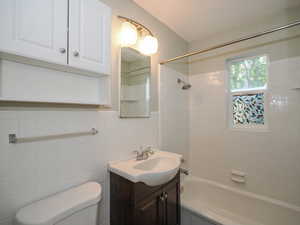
[
  {"left": 133, "top": 157, "right": 176, "bottom": 171},
  {"left": 108, "top": 150, "right": 182, "bottom": 186}
]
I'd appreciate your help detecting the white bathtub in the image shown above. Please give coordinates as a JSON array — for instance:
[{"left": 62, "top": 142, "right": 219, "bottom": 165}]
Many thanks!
[{"left": 181, "top": 176, "right": 300, "bottom": 225}]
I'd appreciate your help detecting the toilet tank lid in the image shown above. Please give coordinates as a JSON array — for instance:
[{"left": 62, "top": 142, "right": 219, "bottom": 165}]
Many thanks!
[{"left": 15, "top": 182, "right": 102, "bottom": 225}]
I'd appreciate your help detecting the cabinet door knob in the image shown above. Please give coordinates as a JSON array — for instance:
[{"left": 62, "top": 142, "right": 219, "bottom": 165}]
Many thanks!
[
  {"left": 59, "top": 48, "right": 66, "bottom": 54},
  {"left": 73, "top": 51, "right": 80, "bottom": 57},
  {"left": 160, "top": 195, "right": 165, "bottom": 201}
]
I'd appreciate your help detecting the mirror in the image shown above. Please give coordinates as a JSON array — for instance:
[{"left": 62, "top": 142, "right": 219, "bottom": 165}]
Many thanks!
[{"left": 120, "top": 47, "right": 151, "bottom": 118}]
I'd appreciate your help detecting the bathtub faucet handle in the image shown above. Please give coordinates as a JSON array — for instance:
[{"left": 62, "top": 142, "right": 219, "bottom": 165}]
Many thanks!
[{"left": 180, "top": 168, "right": 189, "bottom": 175}]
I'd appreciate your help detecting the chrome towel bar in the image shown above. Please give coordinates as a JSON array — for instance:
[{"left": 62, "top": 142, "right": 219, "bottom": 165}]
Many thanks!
[{"left": 9, "top": 128, "right": 98, "bottom": 144}]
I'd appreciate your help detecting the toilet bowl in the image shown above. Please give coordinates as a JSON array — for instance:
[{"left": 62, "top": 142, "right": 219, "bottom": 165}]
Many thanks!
[{"left": 15, "top": 182, "right": 102, "bottom": 225}]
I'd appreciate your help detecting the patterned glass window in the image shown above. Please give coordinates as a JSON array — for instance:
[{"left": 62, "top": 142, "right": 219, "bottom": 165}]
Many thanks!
[
  {"left": 228, "top": 55, "right": 268, "bottom": 129},
  {"left": 233, "top": 93, "right": 264, "bottom": 125}
]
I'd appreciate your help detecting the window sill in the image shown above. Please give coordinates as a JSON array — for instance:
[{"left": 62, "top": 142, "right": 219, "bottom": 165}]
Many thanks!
[{"left": 228, "top": 126, "right": 269, "bottom": 133}]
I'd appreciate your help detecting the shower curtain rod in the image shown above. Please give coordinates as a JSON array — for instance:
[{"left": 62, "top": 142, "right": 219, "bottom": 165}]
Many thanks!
[{"left": 160, "top": 20, "right": 300, "bottom": 64}]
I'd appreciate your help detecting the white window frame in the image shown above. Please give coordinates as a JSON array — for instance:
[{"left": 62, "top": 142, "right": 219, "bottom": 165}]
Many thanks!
[{"left": 226, "top": 54, "right": 269, "bottom": 132}]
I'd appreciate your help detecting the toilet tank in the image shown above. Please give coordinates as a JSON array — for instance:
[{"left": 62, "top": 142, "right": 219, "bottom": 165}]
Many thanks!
[{"left": 15, "top": 182, "right": 102, "bottom": 225}]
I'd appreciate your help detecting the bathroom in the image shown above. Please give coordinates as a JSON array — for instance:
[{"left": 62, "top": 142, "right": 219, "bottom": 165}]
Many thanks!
[{"left": 0, "top": 0, "right": 299, "bottom": 225}]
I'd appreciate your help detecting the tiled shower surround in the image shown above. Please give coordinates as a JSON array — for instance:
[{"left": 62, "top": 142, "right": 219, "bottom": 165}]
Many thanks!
[{"left": 188, "top": 56, "right": 300, "bottom": 206}]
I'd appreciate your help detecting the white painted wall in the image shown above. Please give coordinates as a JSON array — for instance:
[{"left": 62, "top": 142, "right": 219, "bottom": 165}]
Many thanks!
[
  {"left": 0, "top": 0, "right": 188, "bottom": 225},
  {"left": 187, "top": 9, "right": 300, "bottom": 208}
]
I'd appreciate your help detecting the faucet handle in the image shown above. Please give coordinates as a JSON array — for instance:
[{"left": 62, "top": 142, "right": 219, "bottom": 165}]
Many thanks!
[
  {"left": 133, "top": 150, "right": 140, "bottom": 155},
  {"left": 145, "top": 146, "right": 155, "bottom": 154},
  {"left": 148, "top": 150, "right": 154, "bottom": 155},
  {"left": 133, "top": 150, "right": 145, "bottom": 161}
]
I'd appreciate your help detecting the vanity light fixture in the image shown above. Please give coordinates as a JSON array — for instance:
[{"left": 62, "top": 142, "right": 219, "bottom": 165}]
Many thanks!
[
  {"left": 118, "top": 16, "right": 158, "bottom": 55},
  {"left": 120, "top": 21, "right": 138, "bottom": 46},
  {"left": 138, "top": 35, "right": 158, "bottom": 55}
]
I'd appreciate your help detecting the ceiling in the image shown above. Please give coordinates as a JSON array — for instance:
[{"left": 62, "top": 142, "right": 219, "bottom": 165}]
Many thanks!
[{"left": 133, "top": 0, "right": 300, "bottom": 42}]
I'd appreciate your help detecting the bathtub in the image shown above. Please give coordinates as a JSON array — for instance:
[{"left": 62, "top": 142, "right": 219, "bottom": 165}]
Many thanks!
[{"left": 181, "top": 176, "right": 300, "bottom": 225}]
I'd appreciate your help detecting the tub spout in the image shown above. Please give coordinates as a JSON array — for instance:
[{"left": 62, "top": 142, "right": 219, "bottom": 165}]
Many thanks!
[{"left": 180, "top": 168, "right": 189, "bottom": 175}]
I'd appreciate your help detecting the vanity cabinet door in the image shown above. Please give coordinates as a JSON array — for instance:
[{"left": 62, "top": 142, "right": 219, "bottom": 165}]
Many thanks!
[
  {"left": 69, "top": 0, "right": 111, "bottom": 74},
  {"left": 110, "top": 172, "right": 180, "bottom": 225},
  {"left": 0, "top": 0, "right": 68, "bottom": 64},
  {"left": 135, "top": 191, "right": 165, "bottom": 225},
  {"left": 164, "top": 181, "right": 181, "bottom": 225}
]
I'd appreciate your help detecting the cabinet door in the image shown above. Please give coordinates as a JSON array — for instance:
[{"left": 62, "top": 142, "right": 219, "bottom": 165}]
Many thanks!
[
  {"left": 0, "top": 0, "right": 68, "bottom": 64},
  {"left": 69, "top": 0, "right": 111, "bottom": 74},
  {"left": 165, "top": 181, "right": 180, "bottom": 225},
  {"left": 135, "top": 192, "right": 164, "bottom": 225}
]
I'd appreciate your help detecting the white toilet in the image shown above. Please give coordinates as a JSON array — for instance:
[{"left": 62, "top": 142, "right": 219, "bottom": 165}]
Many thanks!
[{"left": 15, "top": 182, "right": 102, "bottom": 225}]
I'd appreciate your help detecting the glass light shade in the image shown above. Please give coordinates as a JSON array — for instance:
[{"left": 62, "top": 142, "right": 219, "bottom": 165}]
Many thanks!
[
  {"left": 120, "top": 22, "right": 138, "bottom": 46},
  {"left": 138, "top": 35, "right": 158, "bottom": 55}
]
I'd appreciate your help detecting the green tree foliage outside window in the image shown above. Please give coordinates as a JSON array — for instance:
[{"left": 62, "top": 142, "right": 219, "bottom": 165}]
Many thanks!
[{"left": 229, "top": 56, "right": 267, "bottom": 91}]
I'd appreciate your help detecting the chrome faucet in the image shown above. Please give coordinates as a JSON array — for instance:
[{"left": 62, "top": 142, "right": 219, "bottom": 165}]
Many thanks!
[{"left": 133, "top": 146, "right": 155, "bottom": 161}]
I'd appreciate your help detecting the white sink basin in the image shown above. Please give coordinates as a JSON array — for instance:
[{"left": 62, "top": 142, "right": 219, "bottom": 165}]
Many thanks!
[{"left": 108, "top": 150, "right": 182, "bottom": 186}]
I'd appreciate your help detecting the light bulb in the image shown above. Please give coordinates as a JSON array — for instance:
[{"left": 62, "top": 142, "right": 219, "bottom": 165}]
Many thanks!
[
  {"left": 120, "top": 22, "right": 137, "bottom": 46},
  {"left": 138, "top": 35, "right": 158, "bottom": 55}
]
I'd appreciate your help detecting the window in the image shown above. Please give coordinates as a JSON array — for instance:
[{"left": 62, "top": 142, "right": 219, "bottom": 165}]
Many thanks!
[{"left": 227, "top": 55, "right": 268, "bottom": 129}]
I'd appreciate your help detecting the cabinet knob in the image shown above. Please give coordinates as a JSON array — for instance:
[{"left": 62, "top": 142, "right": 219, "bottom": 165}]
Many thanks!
[
  {"left": 59, "top": 48, "right": 66, "bottom": 54},
  {"left": 73, "top": 51, "right": 80, "bottom": 57}
]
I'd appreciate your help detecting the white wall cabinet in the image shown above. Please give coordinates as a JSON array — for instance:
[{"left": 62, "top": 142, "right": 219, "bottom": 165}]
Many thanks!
[
  {"left": 0, "top": 0, "right": 69, "bottom": 65},
  {"left": 69, "top": 0, "right": 111, "bottom": 74},
  {"left": 0, "top": 0, "right": 111, "bottom": 75},
  {"left": 0, "top": 0, "right": 111, "bottom": 106}
]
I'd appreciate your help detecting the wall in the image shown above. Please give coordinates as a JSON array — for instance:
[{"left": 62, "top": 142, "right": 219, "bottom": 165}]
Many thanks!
[
  {"left": 187, "top": 7, "right": 300, "bottom": 208},
  {"left": 0, "top": 110, "right": 159, "bottom": 225},
  {"left": 0, "top": 0, "right": 188, "bottom": 225},
  {"left": 159, "top": 65, "right": 189, "bottom": 162}
]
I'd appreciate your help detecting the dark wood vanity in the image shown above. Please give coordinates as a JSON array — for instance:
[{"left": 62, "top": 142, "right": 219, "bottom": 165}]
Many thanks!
[{"left": 110, "top": 172, "right": 181, "bottom": 225}]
